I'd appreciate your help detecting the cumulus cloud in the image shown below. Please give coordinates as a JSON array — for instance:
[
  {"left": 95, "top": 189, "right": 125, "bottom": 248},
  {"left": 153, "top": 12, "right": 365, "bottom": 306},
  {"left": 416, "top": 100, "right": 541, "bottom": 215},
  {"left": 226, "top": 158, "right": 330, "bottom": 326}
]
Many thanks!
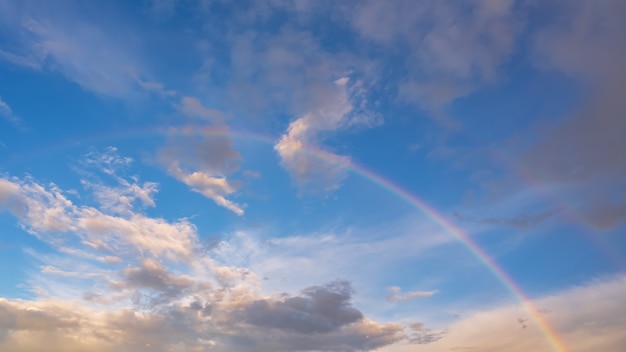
[
  {"left": 386, "top": 287, "right": 438, "bottom": 303},
  {"left": 0, "top": 171, "right": 408, "bottom": 352},
  {"left": 243, "top": 281, "right": 363, "bottom": 334}
]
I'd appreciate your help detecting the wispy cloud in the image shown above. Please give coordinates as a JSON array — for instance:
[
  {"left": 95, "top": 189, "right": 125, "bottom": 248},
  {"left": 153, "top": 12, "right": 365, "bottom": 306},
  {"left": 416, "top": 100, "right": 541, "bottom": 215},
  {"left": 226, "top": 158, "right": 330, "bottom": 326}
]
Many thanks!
[
  {"left": 274, "top": 77, "right": 377, "bottom": 192},
  {"left": 351, "top": 0, "right": 522, "bottom": 111},
  {"left": 387, "top": 287, "right": 438, "bottom": 303},
  {"left": 0, "top": 162, "right": 412, "bottom": 351},
  {"left": 0, "top": 96, "right": 21, "bottom": 126}
]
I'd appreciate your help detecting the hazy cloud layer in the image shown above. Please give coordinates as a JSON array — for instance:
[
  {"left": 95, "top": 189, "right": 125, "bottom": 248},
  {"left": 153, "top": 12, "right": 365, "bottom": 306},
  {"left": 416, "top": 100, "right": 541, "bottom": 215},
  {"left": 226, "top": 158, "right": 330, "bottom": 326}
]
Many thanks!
[
  {"left": 387, "top": 275, "right": 626, "bottom": 352},
  {"left": 520, "top": 0, "right": 626, "bottom": 229},
  {"left": 351, "top": 0, "right": 522, "bottom": 109}
]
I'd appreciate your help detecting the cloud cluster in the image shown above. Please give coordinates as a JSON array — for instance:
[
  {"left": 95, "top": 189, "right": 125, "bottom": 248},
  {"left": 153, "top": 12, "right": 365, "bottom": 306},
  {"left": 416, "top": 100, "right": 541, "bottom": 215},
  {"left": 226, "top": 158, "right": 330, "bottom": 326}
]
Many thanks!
[{"left": 0, "top": 152, "right": 408, "bottom": 351}]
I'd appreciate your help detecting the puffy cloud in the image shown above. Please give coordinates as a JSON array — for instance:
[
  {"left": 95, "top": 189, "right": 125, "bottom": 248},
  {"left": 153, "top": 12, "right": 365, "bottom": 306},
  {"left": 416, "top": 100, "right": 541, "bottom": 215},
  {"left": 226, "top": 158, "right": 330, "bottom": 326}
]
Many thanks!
[
  {"left": 243, "top": 281, "right": 363, "bottom": 334},
  {"left": 386, "top": 287, "right": 438, "bottom": 303}
]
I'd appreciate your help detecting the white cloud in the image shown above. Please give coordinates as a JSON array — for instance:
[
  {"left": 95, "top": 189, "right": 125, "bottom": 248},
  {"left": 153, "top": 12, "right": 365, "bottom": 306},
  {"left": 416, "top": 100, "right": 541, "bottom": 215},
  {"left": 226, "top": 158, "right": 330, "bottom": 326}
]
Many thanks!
[
  {"left": 274, "top": 77, "right": 365, "bottom": 192},
  {"left": 168, "top": 162, "right": 244, "bottom": 216},
  {"left": 386, "top": 287, "right": 438, "bottom": 303},
  {"left": 0, "top": 174, "right": 197, "bottom": 261}
]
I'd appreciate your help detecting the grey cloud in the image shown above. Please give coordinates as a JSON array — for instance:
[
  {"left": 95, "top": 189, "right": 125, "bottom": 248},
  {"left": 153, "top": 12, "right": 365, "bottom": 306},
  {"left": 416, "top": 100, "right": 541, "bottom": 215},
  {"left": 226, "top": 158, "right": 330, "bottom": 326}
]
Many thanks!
[
  {"left": 520, "top": 0, "right": 626, "bottom": 229},
  {"left": 0, "top": 0, "right": 163, "bottom": 99},
  {"left": 243, "top": 280, "right": 363, "bottom": 334},
  {"left": 351, "top": 0, "right": 522, "bottom": 109},
  {"left": 157, "top": 127, "right": 245, "bottom": 214},
  {"left": 408, "top": 329, "right": 448, "bottom": 345},
  {"left": 111, "top": 259, "right": 197, "bottom": 307},
  {"left": 158, "top": 129, "right": 241, "bottom": 176}
]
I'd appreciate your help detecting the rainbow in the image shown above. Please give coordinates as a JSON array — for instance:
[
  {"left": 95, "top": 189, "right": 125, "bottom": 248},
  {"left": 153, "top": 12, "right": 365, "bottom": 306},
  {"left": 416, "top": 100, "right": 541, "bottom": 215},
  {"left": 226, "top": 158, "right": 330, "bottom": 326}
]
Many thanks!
[{"left": 3, "top": 124, "right": 569, "bottom": 351}]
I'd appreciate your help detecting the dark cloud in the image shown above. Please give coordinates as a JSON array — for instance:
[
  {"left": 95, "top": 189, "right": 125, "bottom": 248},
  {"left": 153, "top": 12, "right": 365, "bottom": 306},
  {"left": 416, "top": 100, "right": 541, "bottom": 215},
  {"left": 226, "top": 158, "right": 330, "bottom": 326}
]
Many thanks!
[{"left": 243, "top": 280, "right": 363, "bottom": 334}]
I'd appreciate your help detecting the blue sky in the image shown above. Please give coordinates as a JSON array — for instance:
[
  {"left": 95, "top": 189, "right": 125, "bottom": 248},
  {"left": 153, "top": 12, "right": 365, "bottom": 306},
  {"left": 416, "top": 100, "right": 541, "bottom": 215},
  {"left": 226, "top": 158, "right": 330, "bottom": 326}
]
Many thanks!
[{"left": 0, "top": 0, "right": 625, "bottom": 351}]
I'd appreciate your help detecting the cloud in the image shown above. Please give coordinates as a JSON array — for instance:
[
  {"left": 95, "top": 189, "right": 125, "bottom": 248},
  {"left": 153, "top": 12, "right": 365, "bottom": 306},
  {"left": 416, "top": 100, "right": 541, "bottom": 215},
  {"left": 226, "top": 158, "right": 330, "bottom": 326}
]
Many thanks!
[
  {"left": 212, "top": 219, "right": 454, "bottom": 296},
  {"left": 386, "top": 287, "right": 438, "bottom": 303},
  {"left": 179, "top": 97, "right": 227, "bottom": 122},
  {"left": 0, "top": 174, "right": 198, "bottom": 261},
  {"left": 242, "top": 281, "right": 363, "bottom": 333},
  {"left": 385, "top": 275, "right": 626, "bottom": 352},
  {"left": 274, "top": 77, "right": 364, "bottom": 192},
  {"left": 519, "top": 0, "right": 626, "bottom": 229},
  {"left": 0, "top": 1, "right": 163, "bottom": 98},
  {"left": 167, "top": 162, "right": 244, "bottom": 216},
  {"left": 157, "top": 127, "right": 244, "bottom": 215},
  {"left": 351, "top": 0, "right": 522, "bottom": 109},
  {"left": 0, "top": 96, "right": 21, "bottom": 125},
  {"left": 0, "top": 170, "right": 410, "bottom": 352}
]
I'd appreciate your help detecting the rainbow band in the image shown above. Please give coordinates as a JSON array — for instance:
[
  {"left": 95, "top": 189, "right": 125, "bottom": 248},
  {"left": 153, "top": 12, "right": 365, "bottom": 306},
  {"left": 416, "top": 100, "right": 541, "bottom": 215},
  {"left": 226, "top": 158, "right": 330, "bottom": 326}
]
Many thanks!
[{"left": 3, "top": 124, "right": 569, "bottom": 351}]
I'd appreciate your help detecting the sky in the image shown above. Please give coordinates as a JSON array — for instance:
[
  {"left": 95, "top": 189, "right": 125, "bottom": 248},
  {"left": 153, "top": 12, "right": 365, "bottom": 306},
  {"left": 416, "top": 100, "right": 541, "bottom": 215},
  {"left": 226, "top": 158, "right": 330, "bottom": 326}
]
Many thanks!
[{"left": 0, "top": 0, "right": 625, "bottom": 351}]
